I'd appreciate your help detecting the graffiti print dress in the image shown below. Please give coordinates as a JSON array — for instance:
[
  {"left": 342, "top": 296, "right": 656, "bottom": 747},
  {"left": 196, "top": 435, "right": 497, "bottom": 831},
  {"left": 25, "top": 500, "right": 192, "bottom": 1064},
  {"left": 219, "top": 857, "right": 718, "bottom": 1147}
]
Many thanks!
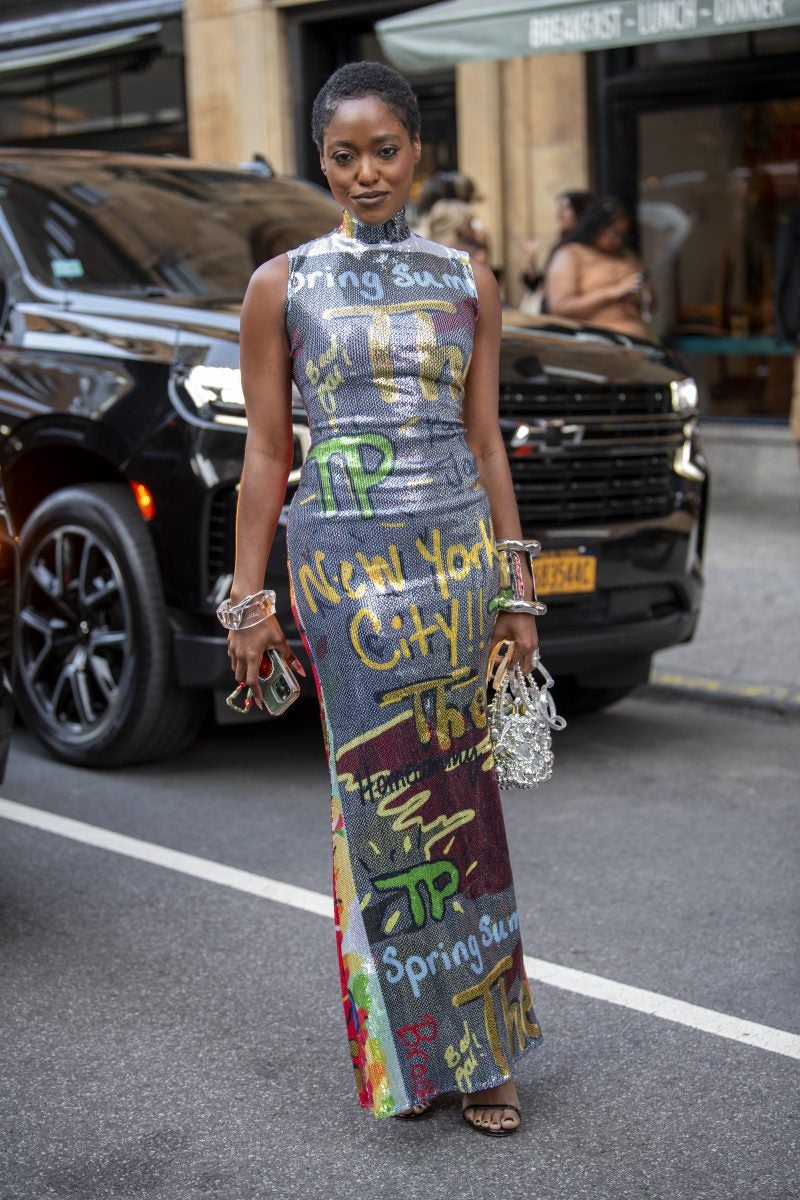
[{"left": 285, "top": 209, "right": 542, "bottom": 1118}]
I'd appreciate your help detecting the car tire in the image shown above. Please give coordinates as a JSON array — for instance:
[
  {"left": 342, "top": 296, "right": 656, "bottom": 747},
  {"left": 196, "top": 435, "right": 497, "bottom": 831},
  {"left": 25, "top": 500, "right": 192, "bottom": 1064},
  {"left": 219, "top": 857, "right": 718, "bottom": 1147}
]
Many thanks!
[{"left": 18, "top": 483, "right": 205, "bottom": 767}]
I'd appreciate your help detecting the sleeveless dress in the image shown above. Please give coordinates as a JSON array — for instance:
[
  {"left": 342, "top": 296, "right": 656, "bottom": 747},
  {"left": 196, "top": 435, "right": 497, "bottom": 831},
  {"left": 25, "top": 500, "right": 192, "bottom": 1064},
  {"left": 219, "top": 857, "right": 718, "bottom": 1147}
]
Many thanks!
[{"left": 285, "top": 208, "right": 542, "bottom": 1119}]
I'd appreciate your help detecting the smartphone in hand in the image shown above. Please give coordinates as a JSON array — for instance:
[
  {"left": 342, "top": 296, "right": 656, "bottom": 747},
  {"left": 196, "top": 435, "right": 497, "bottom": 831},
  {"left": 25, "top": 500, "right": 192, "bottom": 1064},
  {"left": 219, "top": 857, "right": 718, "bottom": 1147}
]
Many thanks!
[{"left": 258, "top": 649, "right": 301, "bottom": 716}]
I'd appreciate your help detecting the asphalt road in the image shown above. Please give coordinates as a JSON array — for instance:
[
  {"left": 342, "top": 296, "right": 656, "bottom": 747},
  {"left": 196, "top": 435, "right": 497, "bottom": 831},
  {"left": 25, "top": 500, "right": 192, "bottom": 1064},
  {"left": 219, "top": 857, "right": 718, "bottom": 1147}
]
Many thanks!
[{"left": 1, "top": 694, "right": 798, "bottom": 1200}]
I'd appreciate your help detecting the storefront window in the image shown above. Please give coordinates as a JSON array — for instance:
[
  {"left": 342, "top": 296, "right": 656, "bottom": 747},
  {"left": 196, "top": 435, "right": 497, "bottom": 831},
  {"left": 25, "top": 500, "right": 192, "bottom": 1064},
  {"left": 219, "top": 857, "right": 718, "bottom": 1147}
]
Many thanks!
[
  {"left": 639, "top": 98, "right": 800, "bottom": 419},
  {"left": 636, "top": 34, "right": 750, "bottom": 66},
  {"left": 53, "top": 67, "right": 114, "bottom": 135},
  {"left": 0, "top": 17, "right": 186, "bottom": 154},
  {"left": 636, "top": 27, "right": 800, "bottom": 67}
]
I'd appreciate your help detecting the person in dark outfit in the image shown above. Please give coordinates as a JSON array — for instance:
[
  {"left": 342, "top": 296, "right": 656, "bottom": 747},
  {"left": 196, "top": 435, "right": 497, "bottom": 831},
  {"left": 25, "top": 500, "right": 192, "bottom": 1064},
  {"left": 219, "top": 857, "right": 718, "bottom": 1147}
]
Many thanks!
[{"left": 774, "top": 211, "right": 800, "bottom": 451}]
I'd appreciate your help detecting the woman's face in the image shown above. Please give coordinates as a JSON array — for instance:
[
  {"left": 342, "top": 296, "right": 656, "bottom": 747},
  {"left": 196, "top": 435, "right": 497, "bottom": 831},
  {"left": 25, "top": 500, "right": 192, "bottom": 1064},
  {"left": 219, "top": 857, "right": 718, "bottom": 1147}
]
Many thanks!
[
  {"left": 595, "top": 216, "right": 628, "bottom": 254},
  {"left": 319, "top": 95, "right": 421, "bottom": 226},
  {"left": 556, "top": 195, "right": 577, "bottom": 233}
]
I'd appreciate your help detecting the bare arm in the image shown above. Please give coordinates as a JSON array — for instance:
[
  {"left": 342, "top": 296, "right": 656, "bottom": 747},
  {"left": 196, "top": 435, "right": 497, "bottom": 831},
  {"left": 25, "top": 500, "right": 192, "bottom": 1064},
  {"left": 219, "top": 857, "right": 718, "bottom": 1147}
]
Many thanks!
[
  {"left": 545, "top": 245, "right": 642, "bottom": 320},
  {"left": 227, "top": 254, "right": 305, "bottom": 700},
  {"left": 463, "top": 262, "right": 538, "bottom": 671}
]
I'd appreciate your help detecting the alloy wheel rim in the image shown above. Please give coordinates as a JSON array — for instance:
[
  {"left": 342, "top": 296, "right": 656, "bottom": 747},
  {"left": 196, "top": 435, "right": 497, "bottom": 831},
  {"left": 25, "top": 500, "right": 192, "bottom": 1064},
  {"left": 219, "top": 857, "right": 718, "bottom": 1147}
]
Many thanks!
[{"left": 19, "top": 523, "right": 135, "bottom": 745}]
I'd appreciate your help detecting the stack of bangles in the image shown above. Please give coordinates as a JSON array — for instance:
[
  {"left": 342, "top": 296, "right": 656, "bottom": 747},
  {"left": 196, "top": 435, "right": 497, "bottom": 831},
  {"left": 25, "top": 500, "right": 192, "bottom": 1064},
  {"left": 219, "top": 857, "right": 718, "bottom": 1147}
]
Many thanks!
[
  {"left": 216, "top": 588, "right": 276, "bottom": 630},
  {"left": 216, "top": 543, "right": 544, "bottom": 630},
  {"left": 488, "top": 539, "right": 548, "bottom": 618}
]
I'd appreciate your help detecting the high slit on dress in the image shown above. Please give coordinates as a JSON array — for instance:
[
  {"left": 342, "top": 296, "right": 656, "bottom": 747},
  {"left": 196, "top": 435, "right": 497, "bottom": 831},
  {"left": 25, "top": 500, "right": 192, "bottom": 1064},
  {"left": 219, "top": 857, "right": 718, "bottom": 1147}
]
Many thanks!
[{"left": 285, "top": 208, "right": 542, "bottom": 1118}]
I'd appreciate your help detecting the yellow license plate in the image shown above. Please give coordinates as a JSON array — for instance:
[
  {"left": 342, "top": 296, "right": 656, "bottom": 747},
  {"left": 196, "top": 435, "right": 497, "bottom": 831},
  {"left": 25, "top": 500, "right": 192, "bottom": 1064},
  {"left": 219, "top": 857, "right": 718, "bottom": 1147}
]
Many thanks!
[{"left": 535, "top": 550, "right": 597, "bottom": 596}]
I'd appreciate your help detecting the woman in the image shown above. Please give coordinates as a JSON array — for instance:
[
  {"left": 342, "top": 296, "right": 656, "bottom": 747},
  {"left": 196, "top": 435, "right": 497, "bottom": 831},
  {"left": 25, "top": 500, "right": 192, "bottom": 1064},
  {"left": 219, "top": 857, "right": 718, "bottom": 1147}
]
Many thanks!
[
  {"left": 545, "top": 196, "right": 653, "bottom": 338},
  {"left": 520, "top": 188, "right": 593, "bottom": 313},
  {"left": 227, "top": 61, "right": 542, "bottom": 1136},
  {"left": 426, "top": 197, "right": 489, "bottom": 264},
  {"left": 412, "top": 169, "right": 478, "bottom": 238}
]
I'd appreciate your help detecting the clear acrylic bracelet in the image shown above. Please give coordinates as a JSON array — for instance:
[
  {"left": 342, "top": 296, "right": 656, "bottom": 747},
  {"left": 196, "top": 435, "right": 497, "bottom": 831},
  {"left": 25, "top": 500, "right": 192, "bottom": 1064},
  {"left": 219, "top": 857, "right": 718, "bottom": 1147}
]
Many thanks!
[{"left": 215, "top": 588, "right": 276, "bottom": 631}]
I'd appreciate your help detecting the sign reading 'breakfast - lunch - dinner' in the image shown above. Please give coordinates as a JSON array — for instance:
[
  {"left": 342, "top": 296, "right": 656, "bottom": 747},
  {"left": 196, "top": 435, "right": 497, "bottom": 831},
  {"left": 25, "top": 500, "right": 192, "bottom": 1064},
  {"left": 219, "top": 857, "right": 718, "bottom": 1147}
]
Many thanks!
[{"left": 529, "top": 0, "right": 793, "bottom": 50}]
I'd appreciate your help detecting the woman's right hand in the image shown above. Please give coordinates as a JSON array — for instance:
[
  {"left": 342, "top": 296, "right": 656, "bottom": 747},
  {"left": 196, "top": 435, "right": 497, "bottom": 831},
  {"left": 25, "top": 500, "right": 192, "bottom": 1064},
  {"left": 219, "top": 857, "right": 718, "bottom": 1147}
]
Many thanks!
[
  {"left": 610, "top": 271, "right": 644, "bottom": 301},
  {"left": 227, "top": 616, "right": 305, "bottom": 709}
]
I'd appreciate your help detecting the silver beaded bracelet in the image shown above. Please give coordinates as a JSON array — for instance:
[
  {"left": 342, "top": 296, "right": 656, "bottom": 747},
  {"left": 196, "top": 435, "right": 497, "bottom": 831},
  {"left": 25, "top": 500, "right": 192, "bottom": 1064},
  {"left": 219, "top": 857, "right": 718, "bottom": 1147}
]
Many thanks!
[{"left": 216, "top": 588, "right": 276, "bottom": 631}]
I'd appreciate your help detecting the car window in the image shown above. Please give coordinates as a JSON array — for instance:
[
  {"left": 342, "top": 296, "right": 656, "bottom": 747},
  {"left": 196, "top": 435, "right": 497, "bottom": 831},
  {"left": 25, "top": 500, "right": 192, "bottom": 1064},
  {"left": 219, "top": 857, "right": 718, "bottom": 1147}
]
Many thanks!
[
  {"left": 0, "top": 165, "right": 338, "bottom": 298},
  {"left": 1, "top": 178, "right": 152, "bottom": 292}
]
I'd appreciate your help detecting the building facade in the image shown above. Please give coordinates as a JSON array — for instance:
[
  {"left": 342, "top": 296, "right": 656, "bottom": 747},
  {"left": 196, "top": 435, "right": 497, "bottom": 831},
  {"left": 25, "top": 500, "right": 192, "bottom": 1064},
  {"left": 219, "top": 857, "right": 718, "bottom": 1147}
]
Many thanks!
[
  {"left": 1, "top": 0, "right": 798, "bottom": 423},
  {"left": 0, "top": 0, "right": 188, "bottom": 153}
]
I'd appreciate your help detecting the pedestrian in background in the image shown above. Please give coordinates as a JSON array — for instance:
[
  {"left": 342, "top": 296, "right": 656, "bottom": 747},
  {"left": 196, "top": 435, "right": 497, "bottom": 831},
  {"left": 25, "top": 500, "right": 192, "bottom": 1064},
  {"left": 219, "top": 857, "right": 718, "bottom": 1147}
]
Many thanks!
[
  {"left": 545, "top": 196, "right": 654, "bottom": 339},
  {"left": 412, "top": 168, "right": 479, "bottom": 237},
  {"left": 519, "top": 189, "right": 594, "bottom": 314},
  {"left": 227, "top": 60, "right": 542, "bottom": 1135},
  {"left": 427, "top": 196, "right": 489, "bottom": 263},
  {"left": 774, "top": 209, "right": 800, "bottom": 458}
]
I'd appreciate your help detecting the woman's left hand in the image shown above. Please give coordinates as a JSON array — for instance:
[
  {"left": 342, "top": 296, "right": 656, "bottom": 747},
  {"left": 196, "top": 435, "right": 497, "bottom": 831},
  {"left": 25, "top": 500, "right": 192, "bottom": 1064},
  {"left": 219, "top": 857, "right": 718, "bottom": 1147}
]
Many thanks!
[{"left": 491, "top": 612, "right": 539, "bottom": 674}]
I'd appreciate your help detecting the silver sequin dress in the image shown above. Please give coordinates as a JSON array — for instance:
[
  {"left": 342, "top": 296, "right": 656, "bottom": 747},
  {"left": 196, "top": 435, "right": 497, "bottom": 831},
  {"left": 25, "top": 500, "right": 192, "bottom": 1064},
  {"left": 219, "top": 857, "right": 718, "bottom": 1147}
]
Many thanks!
[{"left": 285, "top": 208, "right": 542, "bottom": 1118}]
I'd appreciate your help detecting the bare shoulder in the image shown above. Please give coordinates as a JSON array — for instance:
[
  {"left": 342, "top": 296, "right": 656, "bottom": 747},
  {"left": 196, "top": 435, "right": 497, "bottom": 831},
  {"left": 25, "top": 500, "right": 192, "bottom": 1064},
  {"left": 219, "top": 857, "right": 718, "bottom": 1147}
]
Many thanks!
[
  {"left": 470, "top": 258, "right": 500, "bottom": 296},
  {"left": 247, "top": 253, "right": 289, "bottom": 300},
  {"left": 550, "top": 242, "right": 579, "bottom": 268},
  {"left": 470, "top": 259, "right": 502, "bottom": 317},
  {"left": 242, "top": 253, "right": 289, "bottom": 327}
]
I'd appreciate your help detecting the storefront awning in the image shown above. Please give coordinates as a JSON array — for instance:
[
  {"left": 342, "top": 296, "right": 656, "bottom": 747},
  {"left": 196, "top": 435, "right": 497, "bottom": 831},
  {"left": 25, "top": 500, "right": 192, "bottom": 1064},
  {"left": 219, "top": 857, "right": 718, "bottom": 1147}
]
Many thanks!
[
  {"left": 0, "top": 24, "right": 163, "bottom": 75},
  {"left": 376, "top": 0, "right": 800, "bottom": 70},
  {"left": 0, "top": 2, "right": 182, "bottom": 48}
]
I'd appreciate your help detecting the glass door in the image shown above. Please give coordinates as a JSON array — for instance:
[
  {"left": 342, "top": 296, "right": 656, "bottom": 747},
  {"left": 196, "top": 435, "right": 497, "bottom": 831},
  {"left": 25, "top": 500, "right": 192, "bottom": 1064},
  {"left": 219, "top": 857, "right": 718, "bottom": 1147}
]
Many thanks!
[{"left": 638, "top": 98, "right": 800, "bottom": 418}]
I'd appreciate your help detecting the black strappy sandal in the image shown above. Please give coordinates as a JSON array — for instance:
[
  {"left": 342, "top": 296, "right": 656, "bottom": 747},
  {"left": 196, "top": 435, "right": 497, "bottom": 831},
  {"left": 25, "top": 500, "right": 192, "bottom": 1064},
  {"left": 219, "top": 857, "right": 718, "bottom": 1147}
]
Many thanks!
[{"left": 462, "top": 1102, "right": 521, "bottom": 1137}]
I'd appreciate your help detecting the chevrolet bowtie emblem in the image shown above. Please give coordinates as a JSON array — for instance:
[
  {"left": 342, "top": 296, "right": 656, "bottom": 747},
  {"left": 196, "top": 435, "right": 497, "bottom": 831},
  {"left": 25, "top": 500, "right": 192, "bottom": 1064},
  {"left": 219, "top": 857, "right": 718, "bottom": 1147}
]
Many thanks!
[{"left": 507, "top": 419, "right": 585, "bottom": 453}]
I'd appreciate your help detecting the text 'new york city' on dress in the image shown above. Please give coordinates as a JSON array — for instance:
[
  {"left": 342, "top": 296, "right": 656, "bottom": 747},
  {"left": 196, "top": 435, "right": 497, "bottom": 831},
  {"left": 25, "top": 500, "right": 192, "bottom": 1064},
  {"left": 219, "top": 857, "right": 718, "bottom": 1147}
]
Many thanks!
[{"left": 284, "top": 208, "right": 542, "bottom": 1118}]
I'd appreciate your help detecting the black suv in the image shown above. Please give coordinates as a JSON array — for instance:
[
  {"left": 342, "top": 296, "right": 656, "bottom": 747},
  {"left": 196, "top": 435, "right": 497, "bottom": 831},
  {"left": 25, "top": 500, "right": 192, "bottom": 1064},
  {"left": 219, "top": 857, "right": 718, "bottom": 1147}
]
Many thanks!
[{"left": 0, "top": 151, "right": 706, "bottom": 767}]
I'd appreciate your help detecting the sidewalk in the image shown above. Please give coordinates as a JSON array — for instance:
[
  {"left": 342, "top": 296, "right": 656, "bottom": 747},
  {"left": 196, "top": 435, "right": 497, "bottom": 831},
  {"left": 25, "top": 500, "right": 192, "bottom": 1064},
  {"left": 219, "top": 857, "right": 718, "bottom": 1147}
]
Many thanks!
[{"left": 648, "top": 422, "right": 800, "bottom": 713}]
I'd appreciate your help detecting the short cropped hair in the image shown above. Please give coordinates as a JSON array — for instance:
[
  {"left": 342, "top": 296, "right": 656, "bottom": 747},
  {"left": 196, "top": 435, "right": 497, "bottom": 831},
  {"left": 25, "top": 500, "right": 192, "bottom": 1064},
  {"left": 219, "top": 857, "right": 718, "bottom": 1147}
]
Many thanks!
[{"left": 312, "top": 61, "right": 421, "bottom": 148}]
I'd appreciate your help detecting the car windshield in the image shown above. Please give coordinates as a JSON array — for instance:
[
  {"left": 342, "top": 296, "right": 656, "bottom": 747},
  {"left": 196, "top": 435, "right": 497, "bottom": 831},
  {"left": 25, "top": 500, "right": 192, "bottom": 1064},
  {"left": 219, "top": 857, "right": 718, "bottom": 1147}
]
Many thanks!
[{"left": 0, "top": 162, "right": 338, "bottom": 297}]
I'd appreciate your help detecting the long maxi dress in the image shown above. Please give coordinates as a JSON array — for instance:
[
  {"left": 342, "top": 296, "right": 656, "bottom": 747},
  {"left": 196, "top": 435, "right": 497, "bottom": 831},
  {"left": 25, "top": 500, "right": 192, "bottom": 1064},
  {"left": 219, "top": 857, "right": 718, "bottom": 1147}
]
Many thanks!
[{"left": 285, "top": 208, "right": 542, "bottom": 1118}]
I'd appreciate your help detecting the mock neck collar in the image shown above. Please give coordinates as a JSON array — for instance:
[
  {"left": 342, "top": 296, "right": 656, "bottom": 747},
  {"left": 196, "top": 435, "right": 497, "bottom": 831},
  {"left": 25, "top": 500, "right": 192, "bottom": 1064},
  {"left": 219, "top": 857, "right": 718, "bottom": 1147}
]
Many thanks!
[{"left": 340, "top": 207, "right": 411, "bottom": 245}]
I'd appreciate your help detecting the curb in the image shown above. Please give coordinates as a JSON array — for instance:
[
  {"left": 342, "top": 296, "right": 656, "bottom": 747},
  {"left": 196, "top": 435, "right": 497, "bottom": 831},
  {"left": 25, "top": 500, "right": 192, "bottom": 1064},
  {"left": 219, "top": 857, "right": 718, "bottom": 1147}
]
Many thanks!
[{"left": 643, "top": 671, "right": 800, "bottom": 717}]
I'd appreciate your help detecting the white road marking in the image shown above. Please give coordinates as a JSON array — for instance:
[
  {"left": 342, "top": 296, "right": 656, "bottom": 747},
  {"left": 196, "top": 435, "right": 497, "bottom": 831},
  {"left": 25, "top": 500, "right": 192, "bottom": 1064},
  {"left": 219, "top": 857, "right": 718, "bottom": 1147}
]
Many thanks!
[
  {"left": 0, "top": 796, "right": 331, "bottom": 919},
  {"left": 2, "top": 796, "right": 799, "bottom": 1063}
]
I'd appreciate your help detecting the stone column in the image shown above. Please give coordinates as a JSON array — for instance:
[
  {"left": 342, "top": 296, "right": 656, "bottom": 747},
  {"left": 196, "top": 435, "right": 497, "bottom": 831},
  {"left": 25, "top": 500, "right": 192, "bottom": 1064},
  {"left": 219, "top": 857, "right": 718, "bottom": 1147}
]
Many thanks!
[
  {"left": 456, "top": 60, "right": 505, "bottom": 281},
  {"left": 183, "top": 0, "right": 294, "bottom": 173},
  {"left": 456, "top": 51, "right": 589, "bottom": 306},
  {"left": 526, "top": 52, "right": 590, "bottom": 256}
]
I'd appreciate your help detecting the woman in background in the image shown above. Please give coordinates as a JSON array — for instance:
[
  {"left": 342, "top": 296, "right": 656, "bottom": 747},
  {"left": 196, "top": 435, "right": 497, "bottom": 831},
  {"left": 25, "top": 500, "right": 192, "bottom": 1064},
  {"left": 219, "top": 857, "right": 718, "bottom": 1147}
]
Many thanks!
[
  {"left": 427, "top": 197, "right": 489, "bottom": 264},
  {"left": 545, "top": 196, "right": 653, "bottom": 338},
  {"left": 519, "top": 188, "right": 593, "bottom": 313}
]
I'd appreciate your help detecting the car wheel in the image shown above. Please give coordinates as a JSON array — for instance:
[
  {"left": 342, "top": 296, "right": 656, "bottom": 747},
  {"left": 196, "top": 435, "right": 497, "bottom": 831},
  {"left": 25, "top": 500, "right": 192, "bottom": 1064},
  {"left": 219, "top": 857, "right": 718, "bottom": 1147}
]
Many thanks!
[{"left": 17, "top": 483, "right": 204, "bottom": 767}]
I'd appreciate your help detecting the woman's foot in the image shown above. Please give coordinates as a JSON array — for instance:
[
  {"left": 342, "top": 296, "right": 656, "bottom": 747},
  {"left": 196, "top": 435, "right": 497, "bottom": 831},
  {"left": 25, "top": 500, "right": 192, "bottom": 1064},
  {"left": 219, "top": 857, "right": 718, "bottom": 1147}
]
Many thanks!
[
  {"left": 397, "top": 1100, "right": 433, "bottom": 1119},
  {"left": 462, "top": 1080, "right": 521, "bottom": 1136}
]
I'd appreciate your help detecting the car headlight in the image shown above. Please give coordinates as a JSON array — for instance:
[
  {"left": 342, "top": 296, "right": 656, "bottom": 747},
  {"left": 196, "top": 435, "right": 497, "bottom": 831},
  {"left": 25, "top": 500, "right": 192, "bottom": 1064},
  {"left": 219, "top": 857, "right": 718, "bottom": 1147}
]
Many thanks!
[
  {"left": 182, "top": 366, "right": 247, "bottom": 427},
  {"left": 176, "top": 366, "right": 310, "bottom": 482},
  {"left": 670, "top": 377, "right": 699, "bottom": 415}
]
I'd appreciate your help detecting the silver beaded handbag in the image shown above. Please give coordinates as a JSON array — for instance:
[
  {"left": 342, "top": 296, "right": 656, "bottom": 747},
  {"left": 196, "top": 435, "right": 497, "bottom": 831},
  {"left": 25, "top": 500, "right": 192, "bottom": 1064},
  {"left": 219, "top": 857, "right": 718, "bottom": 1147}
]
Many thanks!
[{"left": 487, "top": 643, "right": 566, "bottom": 790}]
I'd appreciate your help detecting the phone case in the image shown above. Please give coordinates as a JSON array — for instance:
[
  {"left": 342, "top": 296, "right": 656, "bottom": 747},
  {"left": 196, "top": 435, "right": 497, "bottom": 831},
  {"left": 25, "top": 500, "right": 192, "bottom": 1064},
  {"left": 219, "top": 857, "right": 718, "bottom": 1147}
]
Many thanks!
[{"left": 258, "top": 649, "right": 301, "bottom": 716}]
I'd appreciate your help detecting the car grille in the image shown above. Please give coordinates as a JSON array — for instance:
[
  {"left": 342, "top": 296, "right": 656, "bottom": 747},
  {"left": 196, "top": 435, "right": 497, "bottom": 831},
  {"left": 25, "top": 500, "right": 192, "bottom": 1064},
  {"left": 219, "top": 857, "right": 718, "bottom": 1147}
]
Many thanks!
[
  {"left": 207, "top": 485, "right": 237, "bottom": 594},
  {"left": 499, "top": 382, "right": 683, "bottom": 526},
  {"left": 206, "top": 480, "right": 300, "bottom": 598},
  {"left": 499, "top": 381, "right": 672, "bottom": 418},
  {"left": 207, "top": 384, "right": 684, "bottom": 583}
]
